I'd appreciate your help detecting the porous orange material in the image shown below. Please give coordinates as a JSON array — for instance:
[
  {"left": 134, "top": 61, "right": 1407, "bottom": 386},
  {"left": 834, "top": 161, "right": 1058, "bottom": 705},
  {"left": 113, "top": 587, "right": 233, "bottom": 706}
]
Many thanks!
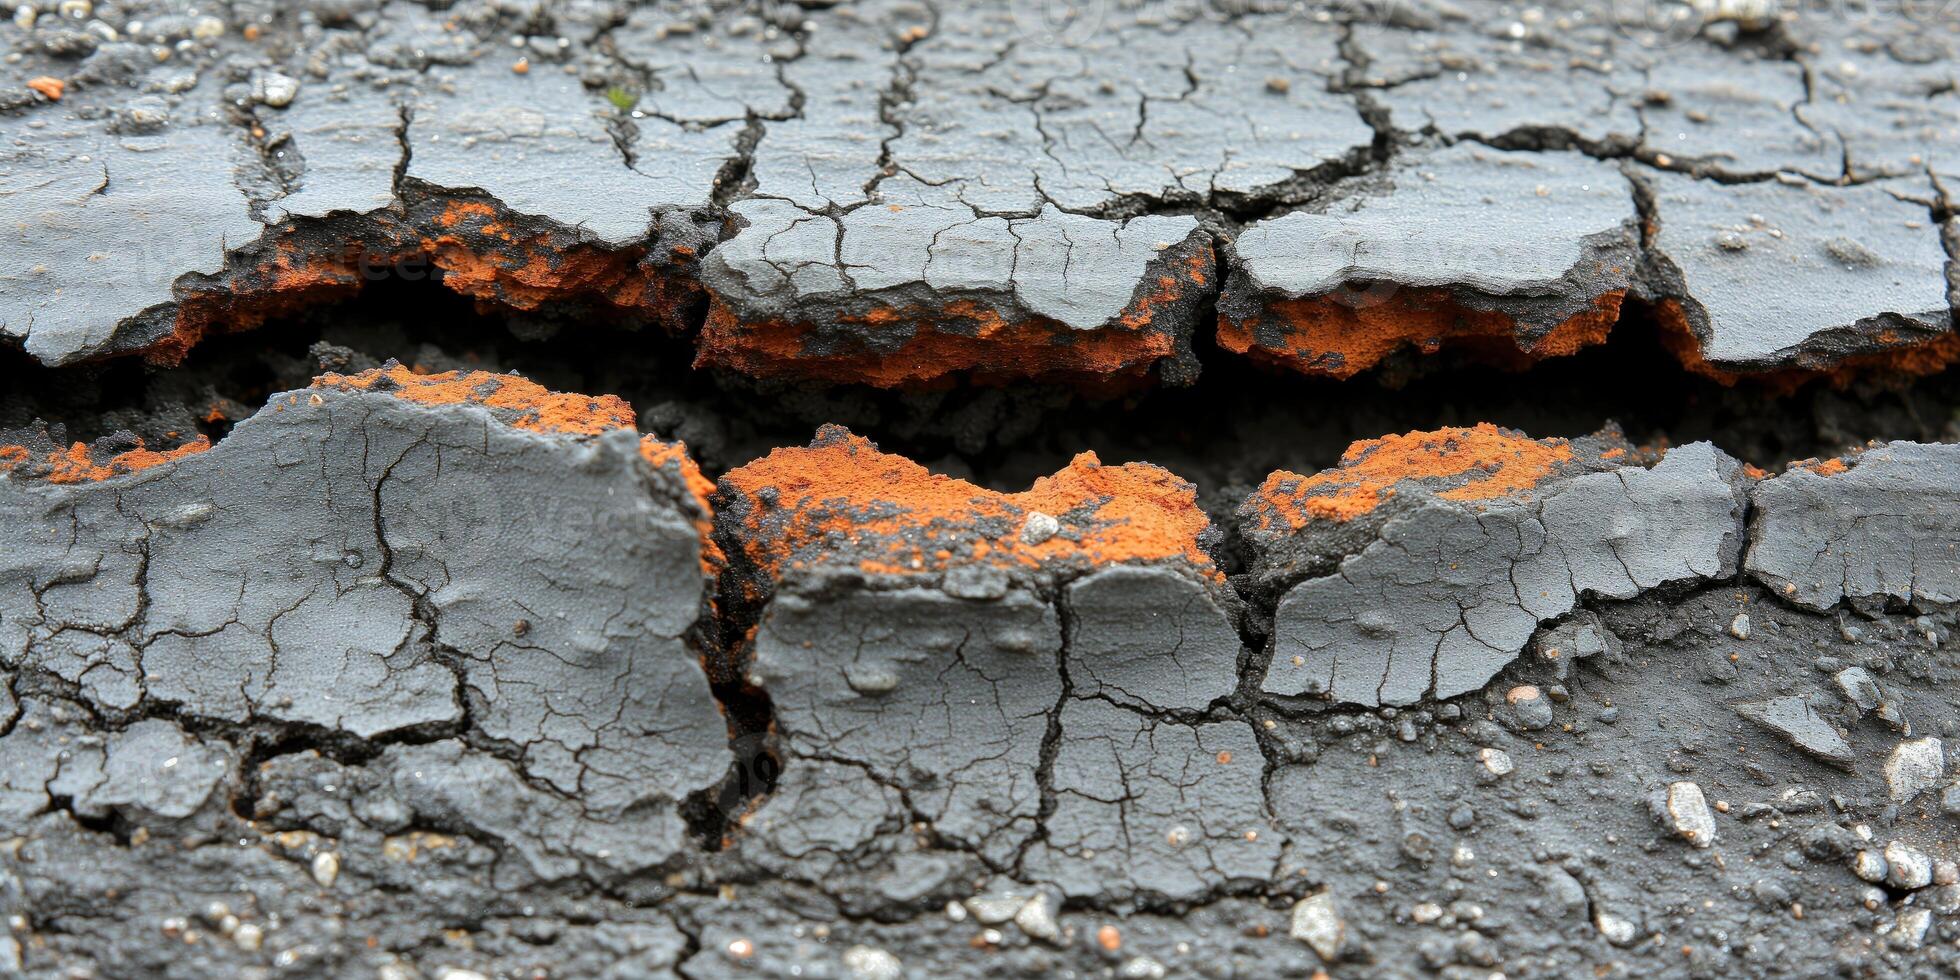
[
  {"left": 1245, "top": 424, "right": 1582, "bottom": 530},
  {"left": 720, "top": 426, "right": 1218, "bottom": 580}
]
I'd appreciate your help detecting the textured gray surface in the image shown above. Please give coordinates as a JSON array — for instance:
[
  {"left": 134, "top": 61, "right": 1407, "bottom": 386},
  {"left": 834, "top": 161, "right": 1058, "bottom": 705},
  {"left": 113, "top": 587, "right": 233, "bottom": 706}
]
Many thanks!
[
  {"left": 6, "top": 0, "right": 1955, "bottom": 383},
  {"left": 0, "top": 375, "right": 730, "bottom": 901},
  {"left": 1227, "top": 145, "right": 1635, "bottom": 302},
  {"left": 1, "top": 394, "right": 1959, "bottom": 975},
  {"left": 1746, "top": 441, "right": 1960, "bottom": 611},
  {"left": 1249, "top": 437, "right": 1748, "bottom": 706},
  {"left": 1641, "top": 171, "right": 1954, "bottom": 370},
  {"left": 4, "top": 1, "right": 1960, "bottom": 976}
]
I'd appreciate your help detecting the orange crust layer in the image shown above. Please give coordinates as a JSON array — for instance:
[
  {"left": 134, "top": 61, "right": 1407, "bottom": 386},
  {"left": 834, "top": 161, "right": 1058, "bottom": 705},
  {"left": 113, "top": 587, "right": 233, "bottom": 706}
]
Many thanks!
[
  {"left": 719, "top": 426, "right": 1218, "bottom": 581},
  {"left": 147, "top": 200, "right": 699, "bottom": 367},
  {"left": 1244, "top": 423, "right": 1586, "bottom": 530},
  {"left": 1219, "top": 288, "right": 1623, "bottom": 379},
  {"left": 0, "top": 437, "right": 211, "bottom": 483},
  {"left": 313, "top": 364, "right": 638, "bottom": 437},
  {"left": 696, "top": 250, "right": 1212, "bottom": 389},
  {"left": 1655, "top": 299, "right": 1960, "bottom": 391}
]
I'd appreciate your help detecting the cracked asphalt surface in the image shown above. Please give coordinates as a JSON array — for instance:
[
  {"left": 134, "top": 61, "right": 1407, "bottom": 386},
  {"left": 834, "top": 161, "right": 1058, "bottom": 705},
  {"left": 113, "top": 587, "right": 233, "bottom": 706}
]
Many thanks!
[{"left": 2, "top": 1, "right": 1959, "bottom": 978}]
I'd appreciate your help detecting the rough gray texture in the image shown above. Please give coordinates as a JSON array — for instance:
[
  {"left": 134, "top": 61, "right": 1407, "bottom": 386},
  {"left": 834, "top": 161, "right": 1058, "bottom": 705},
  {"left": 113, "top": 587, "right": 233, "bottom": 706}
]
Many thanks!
[
  {"left": 5, "top": 1, "right": 1960, "bottom": 975},
  {"left": 2, "top": 74, "right": 261, "bottom": 364},
  {"left": 1063, "top": 564, "right": 1241, "bottom": 712},
  {"left": 0, "top": 378, "right": 730, "bottom": 911},
  {"left": 1020, "top": 699, "right": 1277, "bottom": 907},
  {"left": 745, "top": 585, "right": 1060, "bottom": 867},
  {"left": 705, "top": 197, "right": 1206, "bottom": 336},
  {"left": 1746, "top": 441, "right": 1960, "bottom": 611},
  {"left": 5, "top": 0, "right": 1959, "bottom": 382},
  {"left": 1219, "top": 143, "right": 1638, "bottom": 373},
  {"left": 1254, "top": 440, "right": 1749, "bottom": 706},
  {"left": 3, "top": 0, "right": 1960, "bottom": 382},
  {"left": 3, "top": 412, "right": 1960, "bottom": 976},
  {"left": 1227, "top": 145, "right": 1634, "bottom": 304},
  {"left": 1348, "top": 14, "right": 1643, "bottom": 150},
  {"left": 1642, "top": 170, "right": 1953, "bottom": 371}
]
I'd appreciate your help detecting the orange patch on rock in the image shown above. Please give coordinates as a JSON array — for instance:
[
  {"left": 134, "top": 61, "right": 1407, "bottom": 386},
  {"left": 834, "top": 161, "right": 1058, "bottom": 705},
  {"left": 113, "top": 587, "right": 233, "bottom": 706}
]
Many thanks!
[
  {"left": 152, "top": 237, "right": 384, "bottom": 366},
  {"left": 420, "top": 201, "right": 668, "bottom": 317},
  {"left": 642, "top": 435, "right": 726, "bottom": 578},
  {"left": 1220, "top": 289, "right": 1622, "bottom": 379},
  {"left": 1248, "top": 424, "right": 1578, "bottom": 530},
  {"left": 721, "top": 427, "right": 1217, "bottom": 579},
  {"left": 5, "top": 436, "right": 214, "bottom": 484},
  {"left": 314, "top": 364, "right": 636, "bottom": 436},
  {"left": 1655, "top": 298, "right": 1960, "bottom": 389},
  {"left": 145, "top": 201, "right": 693, "bottom": 368},
  {"left": 1790, "top": 456, "right": 1850, "bottom": 476},
  {"left": 696, "top": 244, "right": 1210, "bottom": 389},
  {"left": 26, "top": 76, "right": 63, "bottom": 101},
  {"left": 697, "top": 298, "right": 1179, "bottom": 389}
]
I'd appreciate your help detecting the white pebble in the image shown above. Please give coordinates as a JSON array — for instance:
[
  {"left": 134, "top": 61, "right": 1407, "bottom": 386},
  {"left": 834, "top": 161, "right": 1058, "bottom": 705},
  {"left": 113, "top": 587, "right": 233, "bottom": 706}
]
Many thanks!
[
  {"left": 1884, "top": 738, "right": 1944, "bottom": 801},
  {"left": 309, "top": 851, "right": 339, "bottom": 888},
  {"left": 1664, "top": 781, "right": 1716, "bottom": 848},
  {"left": 1288, "top": 891, "right": 1344, "bottom": 961},
  {"left": 841, "top": 945, "right": 901, "bottom": 980}
]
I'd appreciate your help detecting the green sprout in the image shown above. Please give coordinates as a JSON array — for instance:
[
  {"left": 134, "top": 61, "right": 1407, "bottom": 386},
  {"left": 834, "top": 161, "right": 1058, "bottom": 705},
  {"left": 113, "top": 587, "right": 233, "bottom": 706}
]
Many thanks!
[{"left": 606, "top": 87, "right": 640, "bottom": 112}]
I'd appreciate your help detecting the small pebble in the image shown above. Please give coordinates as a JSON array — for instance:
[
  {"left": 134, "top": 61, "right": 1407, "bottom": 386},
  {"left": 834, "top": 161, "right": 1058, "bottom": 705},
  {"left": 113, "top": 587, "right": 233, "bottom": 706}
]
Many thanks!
[{"left": 309, "top": 851, "right": 339, "bottom": 888}]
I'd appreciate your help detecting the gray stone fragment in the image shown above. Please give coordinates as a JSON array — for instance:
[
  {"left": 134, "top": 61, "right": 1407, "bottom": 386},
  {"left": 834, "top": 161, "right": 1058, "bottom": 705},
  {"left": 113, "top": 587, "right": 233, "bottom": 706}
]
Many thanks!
[
  {"left": 1, "top": 77, "right": 261, "bottom": 365},
  {"left": 1064, "top": 566, "right": 1240, "bottom": 712},
  {"left": 1746, "top": 443, "right": 1960, "bottom": 611},
  {"left": 1853, "top": 849, "right": 1891, "bottom": 884},
  {"left": 1022, "top": 701, "right": 1278, "bottom": 905},
  {"left": 1835, "top": 667, "right": 1882, "bottom": 715},
  {"left": 1884, "top": 841, "right": 1934, "bottom": 890},
  {"left": 1643, "top": 172, "right": 1953, "bottom": 373},
  {"left": 1229, "top": 145, "right": 1634, "bottom": 295},
  {"left": 1530, "top": 611, "right": 1620, "bottom": 682},
  {"left": 1884, "top": 737, "right": 1946, "bottom": 801},
  {"left": 749, "top": 587, "right": 1060, "bottom": 864},
  {"left": 1659, "top": 781, "right": 1717, "bottom": 848},
  {"left": 1260, "top": 440, "right": 1745, "bottom": 706},
  {"left": 1735, "top": 697, "right": 1855, "bottom": 768},
  {"left": 262, "top": 83, "right": 404, "bottom": 222},
  {"left": 1288, "top": 891, "right": 1345, "bottom": 962},
  {"left": 703, "top": 195, "right": 1207, "bottom": 343},
  {"left": 0, "top": 699, "right": 232, "bottom": 824}
]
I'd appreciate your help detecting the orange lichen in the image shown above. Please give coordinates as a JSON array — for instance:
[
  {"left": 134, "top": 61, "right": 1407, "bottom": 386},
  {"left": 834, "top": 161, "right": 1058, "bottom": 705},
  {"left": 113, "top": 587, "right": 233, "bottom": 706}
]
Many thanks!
[
  {"left": 313, "top": 365, "right": 636, "bottom": 436},
  {"left": 153, "top": 237, "right": 387, "bottom": 365},
  {"left": 696, "top": 244, "right": 1210, "bottom": 389},
  {"left": 1655, "top": 298, "right": 1960, "bottom": 390},
  {"left": 642, "top": 436, "right": 726, "bottom": 578},
  {"left": 1248, "top": 424, "right": 1580, "bottom": 530},
  {"left": 9, "top": 436, "right": 214, "bottom": 484},
  {"left": 720, "top": 427, "right": 1217, "bottom": 579},
  {"left": 1790, "top": 456, "right": 1851, "bottom": 476},
  {"left": 698, "top": 299, "right": 1176, "bottom": 390},
  {"left": 419, "top": 201, "right": 671, "bottom": 317},
  {"left": 26, "top": 76, "right": 63, "bottom": 101},
  {"left": 1219, "top": 289, "right": 1622, "bottom": 379},
  {"left": 145, "top": 200, "right": 697, "bottom": 368}
]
